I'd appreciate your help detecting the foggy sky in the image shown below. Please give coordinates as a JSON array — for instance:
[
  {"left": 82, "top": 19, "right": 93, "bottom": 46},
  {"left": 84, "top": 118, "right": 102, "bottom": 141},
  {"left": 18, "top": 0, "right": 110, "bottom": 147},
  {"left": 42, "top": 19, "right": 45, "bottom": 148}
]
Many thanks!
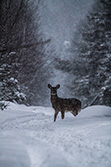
[
  {"left": 39, "top": 0, "right": 95, "bottom": 97},
  {"left": 40, "top": 0, "right": 95, "bottom": 53}
]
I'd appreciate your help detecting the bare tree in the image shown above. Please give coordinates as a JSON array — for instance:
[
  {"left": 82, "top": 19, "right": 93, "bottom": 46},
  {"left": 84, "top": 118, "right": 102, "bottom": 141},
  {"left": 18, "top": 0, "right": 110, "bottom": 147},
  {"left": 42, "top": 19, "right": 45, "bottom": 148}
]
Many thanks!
[{"left": 0, "top": 0, "right": 53, "bottom": 105}]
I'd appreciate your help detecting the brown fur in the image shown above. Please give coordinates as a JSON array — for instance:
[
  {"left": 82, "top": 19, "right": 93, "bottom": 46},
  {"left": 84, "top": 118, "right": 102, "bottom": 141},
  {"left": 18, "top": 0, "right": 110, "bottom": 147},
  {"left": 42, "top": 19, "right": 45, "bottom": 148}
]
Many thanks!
[{"left": 48, "top": 84, "right": 81, "bottom": 122}]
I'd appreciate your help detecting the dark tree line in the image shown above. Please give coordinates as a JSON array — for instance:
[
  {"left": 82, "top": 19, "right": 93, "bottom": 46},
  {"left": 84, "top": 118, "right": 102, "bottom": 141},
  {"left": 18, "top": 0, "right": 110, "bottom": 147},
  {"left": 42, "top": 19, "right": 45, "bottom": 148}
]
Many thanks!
[
  {"left": 0, "top": 0, "right": 53, "bottom": 107},
  {"left": 56, "top": 0, "right": 111, "bottom": 107}
]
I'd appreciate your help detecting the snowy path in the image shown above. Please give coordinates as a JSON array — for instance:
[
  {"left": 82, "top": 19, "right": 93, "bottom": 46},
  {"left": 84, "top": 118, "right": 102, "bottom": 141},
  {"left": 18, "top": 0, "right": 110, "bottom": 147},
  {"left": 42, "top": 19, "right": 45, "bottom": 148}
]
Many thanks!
[{"left": 0, "top": 103, "right": 111, "bottom": 167}]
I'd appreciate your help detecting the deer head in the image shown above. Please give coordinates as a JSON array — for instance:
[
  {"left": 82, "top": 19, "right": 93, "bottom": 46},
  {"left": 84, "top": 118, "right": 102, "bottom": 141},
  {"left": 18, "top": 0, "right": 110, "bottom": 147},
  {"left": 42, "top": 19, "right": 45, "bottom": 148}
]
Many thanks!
[{"left": 48, "top": 84, "right": 60, "bottom": 95}]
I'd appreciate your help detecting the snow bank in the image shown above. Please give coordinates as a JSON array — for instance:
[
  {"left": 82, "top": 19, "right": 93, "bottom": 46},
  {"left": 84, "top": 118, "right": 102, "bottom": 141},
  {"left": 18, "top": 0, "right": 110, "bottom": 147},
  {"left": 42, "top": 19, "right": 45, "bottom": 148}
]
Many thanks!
[{"left": 0, "top": 103, "right": 111, "bottom": 167}]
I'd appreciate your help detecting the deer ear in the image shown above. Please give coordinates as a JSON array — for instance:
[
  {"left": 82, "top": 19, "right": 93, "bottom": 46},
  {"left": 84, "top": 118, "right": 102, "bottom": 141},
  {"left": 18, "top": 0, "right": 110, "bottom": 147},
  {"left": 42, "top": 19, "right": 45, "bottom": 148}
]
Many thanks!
[
  {"left": 56, "top": 84, "right": 60, "bottom": 89},
  {"left": 48, "top": 84, "right": 52, "bottom": 89}
]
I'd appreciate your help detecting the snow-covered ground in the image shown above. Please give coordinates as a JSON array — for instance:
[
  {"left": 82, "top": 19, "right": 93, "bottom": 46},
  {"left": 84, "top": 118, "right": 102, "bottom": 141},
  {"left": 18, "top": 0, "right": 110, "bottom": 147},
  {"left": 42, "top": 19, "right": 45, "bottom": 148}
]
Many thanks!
[{"left": 0, "top": 103, "right": 111, "bottom": 167}]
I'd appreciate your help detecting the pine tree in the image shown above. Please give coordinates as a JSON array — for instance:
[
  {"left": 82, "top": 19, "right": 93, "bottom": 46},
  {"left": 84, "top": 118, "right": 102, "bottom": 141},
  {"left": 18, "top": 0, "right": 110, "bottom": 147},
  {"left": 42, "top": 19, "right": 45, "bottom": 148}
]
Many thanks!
[
  {"left": 0, "top": 52, "right": 26, "bottom": 104},
  {"left": 56, "top": 0, "right": 111, "bottom": 106}
]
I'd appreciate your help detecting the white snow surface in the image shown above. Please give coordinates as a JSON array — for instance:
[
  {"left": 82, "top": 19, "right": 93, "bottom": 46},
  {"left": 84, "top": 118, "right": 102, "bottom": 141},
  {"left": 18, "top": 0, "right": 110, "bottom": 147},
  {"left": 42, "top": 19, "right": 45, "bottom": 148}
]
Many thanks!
[{"left": 0, "top": 103, "right": 111, "bottom": 167}]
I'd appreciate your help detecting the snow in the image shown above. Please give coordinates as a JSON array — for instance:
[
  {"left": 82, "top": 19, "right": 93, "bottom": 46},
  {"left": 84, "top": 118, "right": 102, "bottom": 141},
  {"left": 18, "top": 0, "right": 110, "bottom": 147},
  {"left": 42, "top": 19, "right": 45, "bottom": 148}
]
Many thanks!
[{"left": 0, "top": 103, "right": 111, "bottom": 167}]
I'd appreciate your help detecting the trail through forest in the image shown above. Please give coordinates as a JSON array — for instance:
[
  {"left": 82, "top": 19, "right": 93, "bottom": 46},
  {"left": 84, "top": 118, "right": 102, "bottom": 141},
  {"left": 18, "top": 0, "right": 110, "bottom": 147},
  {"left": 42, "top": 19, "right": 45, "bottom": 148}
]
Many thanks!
[{"left": 0, "top": 103, "right": 111, "bottom": 167}]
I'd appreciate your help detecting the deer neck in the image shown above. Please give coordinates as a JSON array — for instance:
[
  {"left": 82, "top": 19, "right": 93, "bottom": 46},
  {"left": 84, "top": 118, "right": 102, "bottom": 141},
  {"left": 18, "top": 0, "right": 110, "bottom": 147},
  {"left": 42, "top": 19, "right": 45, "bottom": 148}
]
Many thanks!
[
  {"left": 51, "top": 93, "right": 58, "bottom": 108},
  {"left": 51, "top": 93, "right": 58, "bottom": 101}
]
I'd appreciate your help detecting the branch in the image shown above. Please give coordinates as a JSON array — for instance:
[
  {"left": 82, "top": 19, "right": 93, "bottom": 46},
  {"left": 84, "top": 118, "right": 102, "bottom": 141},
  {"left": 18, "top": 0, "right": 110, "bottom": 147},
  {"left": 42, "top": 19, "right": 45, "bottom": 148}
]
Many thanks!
[
  {"left": 82, "top": 94, "right": 100, "bottom": 109},
  {"left": 21, "top": 39, "right": 51, "bottom": 48},
  {"left": 11, "top": 0, "right": 24, "bottom": 29},
  {"left": 0, "top": 39, "right": 51, "bottom": 53}
]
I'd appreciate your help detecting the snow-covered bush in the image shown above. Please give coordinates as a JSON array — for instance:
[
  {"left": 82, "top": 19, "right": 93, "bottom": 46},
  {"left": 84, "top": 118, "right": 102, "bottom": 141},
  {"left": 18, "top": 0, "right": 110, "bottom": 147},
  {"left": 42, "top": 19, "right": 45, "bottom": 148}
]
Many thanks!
[{"left": 0, "top": 78, "right": 26, "bottom": 103}]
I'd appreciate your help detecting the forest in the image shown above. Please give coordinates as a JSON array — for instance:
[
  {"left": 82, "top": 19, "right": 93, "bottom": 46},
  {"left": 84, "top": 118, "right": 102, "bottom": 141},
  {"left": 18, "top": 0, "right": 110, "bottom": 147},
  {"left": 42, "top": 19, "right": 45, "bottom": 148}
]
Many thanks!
[
  {"left": 56, "top": 0, "right": 111, "bottom": 107},
  {"left": 0, "top": 1, "right": 111, "bottom": 166},
  {"left": 0, "top": 0, "right": 111, "bottom": 109}
]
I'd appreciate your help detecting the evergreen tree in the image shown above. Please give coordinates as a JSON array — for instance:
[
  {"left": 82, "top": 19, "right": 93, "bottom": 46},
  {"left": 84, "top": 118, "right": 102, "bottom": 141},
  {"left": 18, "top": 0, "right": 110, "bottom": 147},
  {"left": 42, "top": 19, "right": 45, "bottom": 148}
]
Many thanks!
[
  {"left": 0, "top": 52, "right": 26, "bottom": 103},
  {"left": 56, "top": 0, "right": 111, "bottom": 106}
]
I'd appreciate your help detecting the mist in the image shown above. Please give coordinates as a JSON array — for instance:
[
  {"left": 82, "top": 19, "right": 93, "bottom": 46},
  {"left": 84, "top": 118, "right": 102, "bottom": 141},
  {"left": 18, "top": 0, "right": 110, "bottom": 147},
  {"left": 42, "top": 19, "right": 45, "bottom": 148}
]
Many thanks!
[
  {"left": 40, "top": 0, "right": 95, "bottom": 53},
  {"left": 40, "top": 0, "right": 95, "bottom": 98},
  {"left": 1, "top": 0, "right": 110, "bottom": 107}
]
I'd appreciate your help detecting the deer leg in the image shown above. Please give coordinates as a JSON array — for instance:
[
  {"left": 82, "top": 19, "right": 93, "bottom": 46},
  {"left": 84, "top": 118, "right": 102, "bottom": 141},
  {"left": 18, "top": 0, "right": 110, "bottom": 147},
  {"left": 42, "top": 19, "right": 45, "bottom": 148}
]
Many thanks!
[
  {"left": 54, "top": 111, "right": 58, "bottom": 122},
  {"left": 71, "top": 112, "right": 76, "bottom": 117},
  {"left": 76, "top": 109, "right": 78, "bottom": 115},
  {"left": 61, "top": 111, "right": 65, "bottom": 119},
  {"left": 71, "top": 110, "right": 78, "bottom": 117}
]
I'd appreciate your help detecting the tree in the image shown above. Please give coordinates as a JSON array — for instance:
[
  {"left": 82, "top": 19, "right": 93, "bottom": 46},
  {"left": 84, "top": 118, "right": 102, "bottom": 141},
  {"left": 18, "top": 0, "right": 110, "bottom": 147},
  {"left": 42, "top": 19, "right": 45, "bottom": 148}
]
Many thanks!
[
  {"left": 0, "top": 0, "right": 52, "bottom": 106},
  {"left": 56, "top": 0, "right": 111, "bottom": 107},
  {"left": 0, "top": 52, "right": 26, "bottom": 103}
]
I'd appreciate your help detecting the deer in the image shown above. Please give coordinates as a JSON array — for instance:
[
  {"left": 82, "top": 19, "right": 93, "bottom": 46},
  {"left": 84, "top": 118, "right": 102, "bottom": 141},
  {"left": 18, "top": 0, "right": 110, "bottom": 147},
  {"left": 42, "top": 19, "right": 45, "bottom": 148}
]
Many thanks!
[{"left": 48, "top": 84, "right": 82, "bottom": 122}]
